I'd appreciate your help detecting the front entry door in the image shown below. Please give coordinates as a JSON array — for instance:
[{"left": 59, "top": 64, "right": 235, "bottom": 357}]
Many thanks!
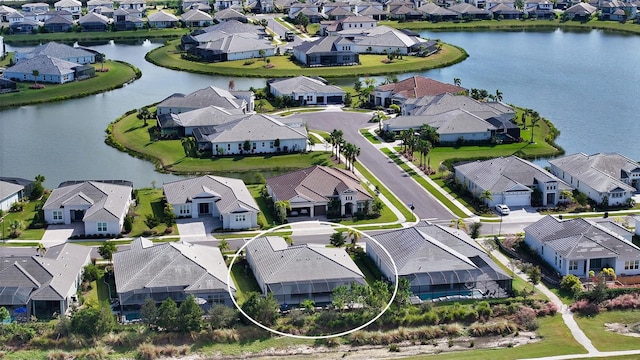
[{"left": 199, "top": 202, "right": 210, "bottom": 215}]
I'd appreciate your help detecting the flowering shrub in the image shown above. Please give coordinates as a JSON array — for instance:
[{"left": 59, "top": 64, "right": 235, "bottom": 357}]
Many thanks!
[
  {"left": 512, "top": 306, "right": 538, "bottom": 330},
  {"left": 29, "top": 84, "right": 45, "bottom": 89},
  {"left": 570, "top": 299, "right": 600, "bottom": 315},
  {"left": 602, "top": 293, "right": 640, "bottom": 311}
]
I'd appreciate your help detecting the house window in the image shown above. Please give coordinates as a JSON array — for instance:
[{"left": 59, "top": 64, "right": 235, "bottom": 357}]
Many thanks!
[
  {"left": 270, "top": 141, "right": 274, "bottom": 148},
  {"left": 235, "top": 214, "right": 246, "bottom": 222},
  {"left": 227, "top": 144, "right": 231, "bottom": 150},
  {"left": 179, "top": 205, "right": 190, "bottom": 215},
  {"left": 569, "top": 260, "right": 579, "bottom": 271},
  {"left": 97, "top": 222, "right": 107, "bottom": 232},
  {"left": 52, "top": 210, "right": 63, "bottom": 221},
  {"left": 252, "top": 142, "right": 256, "bottom": 150},
  {"left": 238, "top": 143, "right": 242, "bottom": 150},
  {"left": 306, "top": 95, "right": 313, "bottom": 101},
  {"left": 625, "top": 260, "right": 640, "bottom": 270}
]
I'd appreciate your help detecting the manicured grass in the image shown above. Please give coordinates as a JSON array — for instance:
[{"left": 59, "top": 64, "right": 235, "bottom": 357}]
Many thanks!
[
  {"left": 0, "top": 60, "right": 140, "bottom": 109},
  {"left": 277, "top": 108, "right": 324, "bottom": 117},
  {"left": 145, "top": 40, "right": 467, "bottom": 78},
  {"left": 229, "top": 259, "right": 261, "bottom": 305},
  {"left": 1, "top": 199, "right": 46, "bottom": 240},
  {"left": 130, "top": 188, "right": 174, "bottom": 237},
  {"left": 360, "top": 128, "right": 382, "bottom": 144},
  {"left": 413, "top": 315, "right": 586, "bottom": 359},
  {"left": 2, "top": 28, "right": 189, "bottom": 44},
  {"left": 574, "top": 310, "right": 640, "bottom": 352},
  {"left": 379, "top": 18, "right": 640, "bottom": 35},
  {"left": 354, "top": 162, "right": 416, "bottom": 223},
  {"left": 107, "top": 111, "right": 334, "bottom": 176},
  {"left": 381, "top": 148, "right": 468, "bottom": 218},
  {"left": 248, "top": 185, "right": 273, "bottom": 228}
]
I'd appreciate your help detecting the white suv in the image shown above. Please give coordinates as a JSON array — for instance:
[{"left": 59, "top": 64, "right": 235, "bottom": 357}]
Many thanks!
[{"left": 495, "top": 204, "right": 510, "bottom": 215}]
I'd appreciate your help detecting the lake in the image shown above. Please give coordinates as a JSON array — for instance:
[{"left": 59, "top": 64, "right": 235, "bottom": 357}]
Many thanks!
[{"left": 1, "top": 29, "right": 639, "bottom": 188}]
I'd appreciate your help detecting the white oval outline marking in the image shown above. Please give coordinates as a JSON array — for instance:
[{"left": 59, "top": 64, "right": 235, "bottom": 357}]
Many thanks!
[{"left": 226, "top": 221, "right": 399, "bottom": 339}]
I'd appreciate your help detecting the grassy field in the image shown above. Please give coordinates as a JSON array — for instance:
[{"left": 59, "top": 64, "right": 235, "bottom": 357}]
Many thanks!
[
  {"left": 229, "top": 259, "right": 261, "bottom": 305},
  {"left": 2, "top": 28, "right": 189, "bottom": 44},
  {"left": 574, "top": 310, "right": 640, "bottom": 352},
  {"left": 1, "top": 199, "right": 46, "bottom": 240},
  {"left": 145, "top": 40, "right": 467, "bottom": 78},
  {"left": 0, "top": 60, "right": 140, "bottom": 109},
  {"left": 379, "top": 18, "right": 640, "bottom": 35},
  {"left": 130, "top": 188, "right": 175, "bottom": 237},
  {"left": 107, "top": 111, "right": 333, "bottom": 176}
]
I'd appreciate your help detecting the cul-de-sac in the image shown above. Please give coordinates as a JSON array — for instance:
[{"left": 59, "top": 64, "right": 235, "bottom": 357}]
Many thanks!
[{"left": 1, "top": 2, "right": 640, "bottom": 359}]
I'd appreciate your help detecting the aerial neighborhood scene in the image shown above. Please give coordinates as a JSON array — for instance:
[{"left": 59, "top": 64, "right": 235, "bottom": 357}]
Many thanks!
[{"left": 2, "top": 0, "right": 640, "bottom": 358}]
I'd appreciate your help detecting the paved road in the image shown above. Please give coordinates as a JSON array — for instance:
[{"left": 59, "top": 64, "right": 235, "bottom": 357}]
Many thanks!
[{"left": 294, "top": 109, "right": 455, "bottom": 220}]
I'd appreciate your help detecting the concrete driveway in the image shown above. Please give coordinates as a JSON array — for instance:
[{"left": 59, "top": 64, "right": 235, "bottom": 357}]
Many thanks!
[
  {"left": 41, "top": 223, "right": 83, "bottom": 245},
  {"left": 176, "top": 217, "right": 220, "bottom": 242}
]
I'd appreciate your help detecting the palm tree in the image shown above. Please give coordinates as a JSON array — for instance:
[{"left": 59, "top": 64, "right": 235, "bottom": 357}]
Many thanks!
[
  {"left": 495, "top": 89, "right": 503, "bottom": 102},
  {"left": 419, "top": 124, "right": 439, "bottom": 145},
  {"left": 449, "top": 218, "right": 468, "bottom": 232},
  {"left": 453, "top": 77, "right": 461, "bottom": 87},
  {"left": 335, "top": 130, "right": 344, "bottom": 164},
  {"left": 218, "top": 239, "right": 230, "bottom": 252},
  {"left": 32, "top": 69, "right": 40, "bottom": 86},
  {"left": 342, "top": 142, "right": 354, "bottom": 170},
  {"left": 371, "top": 110, "right": 389, "bottom": 132},
  {"left": 479, "top": 189, "right": 493, "bottom": 205},
  {"left": 37, "top": 242, "right": 47, "bottom": 256},
  {"left": 347, "top": 228, "right": 362, "bottom": 245},
  {"left": 350, "top": 146, "right": 360, "bottom": 172},
  {"left": 416, "top": 139, "right": 432, "bottom": 170},
  {"left": 529, "top": 111, "right": 541, "bottom": 143}
]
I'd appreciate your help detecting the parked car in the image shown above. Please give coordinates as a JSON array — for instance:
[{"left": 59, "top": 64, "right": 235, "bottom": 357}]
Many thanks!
[{"left": 495, "top": 204, "right": 510, "bottom": 215}]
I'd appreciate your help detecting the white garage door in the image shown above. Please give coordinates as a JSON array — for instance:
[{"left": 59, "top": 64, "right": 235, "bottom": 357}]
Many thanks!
[{"left": 504, "top": 192, "right": 530, "bottom": 207}]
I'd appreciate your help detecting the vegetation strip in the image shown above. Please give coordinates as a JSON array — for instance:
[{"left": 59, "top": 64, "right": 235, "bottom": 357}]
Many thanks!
[
  {"left": 145, "top": 40, "right": 467, "bottom": 78},
  {"left": 0, "top": 60, "right": 140, "bottom": 109}
]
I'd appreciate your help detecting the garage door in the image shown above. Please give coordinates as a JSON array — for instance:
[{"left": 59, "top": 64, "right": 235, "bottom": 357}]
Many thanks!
[
  {"left": 314, "top": 205, "right": 326, "bottom": 216},
  {"left": 504, "top": 192, "right": 530, "bottom": 207},
  {"left": 327, "top": 96, "right": 343, "bottom": 104}
]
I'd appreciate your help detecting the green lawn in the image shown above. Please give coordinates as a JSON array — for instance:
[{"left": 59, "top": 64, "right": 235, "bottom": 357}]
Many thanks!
[
  {"left": 2, "top": 28, "right": 189, "bottom": 44},
  {"left": 248, "top": 185, "right": 273, "bottom": 228},
  {"left": 574, "top": 310, "right": 640, "bottom": 352},
  {"left": 229, "top": 259, "right": 261, "bottom": 305},
  {"left": 1, "top": 199, "right": 46, "bottom": 241},
  {"left": 130, "top": 188, "right": 174, "bottom": 237},
  {"left": 379, "top": 18, "right": 640, "bottom": 35},
  {"left": 107, "top": 111, "right": 333, "bottom": 176},
  {"left": 146, "top": 40, "right": 467, "bottom": 78},
  {"left": 360, "top": 128, "right": 382, "bottom": 144},
  {"left": 0, "top": 60, "right": 139, "bottom": 109}
]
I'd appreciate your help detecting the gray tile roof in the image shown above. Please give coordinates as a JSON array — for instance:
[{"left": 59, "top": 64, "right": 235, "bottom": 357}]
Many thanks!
[
  {"left": 196, "top": 33, "right": 273, "bottom": 54},
  {"left": 549, "top": 153, "right": 637, "bottom": 193},
  {"left": 181, "top": 8, "right": 213, "bottom": 21},
  {"left": 0, "top": 180, "right": 24, "bottom": 202},
  {"left": 0, "top": 243, "right": 91, "bottom": 304},
  {"left": 148, "top": 9, "right": 178, "bottom": 22},
  {"left": 113, "top": 238, "right": 235, "bottom": 294},
  {"left": 158, "top": 85, "right": 247, "bottom": 112},
  {"left": 44, "top": 14, "right": 73, "bottom": 25},
  {"left": 162, "top": 175, "right": 259, "bottom": 214},
  {"left": 294, "top": 35, "right": 354, "bottom": 54},
  {"left": 246, "top": 236, "right": 365, "bottom": 285},
  {"left": 269, "top": 76, "right": 345, "bottom": 96},
  {"left": 386, "top": 109, "right": 496, "bottom": 135},
  {"left": 406, "top": 93, "right": 514, "bottom": 118},
  {"left": 198, "top": 114, "right": 308, "bottom": 144},
  {"left": 455, "top": 156, "right": 571, "bottom": 194},
  {"left": 524, "top": 216, "right": 640, "bottom": 260},
  {"left": 267, "top": 165, "right": 373, "bottom": 203},
  {"left": 79, "top": 12, "right": 109, "bottom": 24},
  {"left": 201, "top": 19, "right": 266, "bottom": 36},
  {"left": 369, "top": 222, "right": 510, "bottom": 285},
  {"left": 17, "top": 42, "right": 94, "bottom": 62},
  {"left": 43, "top": 180, "right": 132, "bottom": 222},
  {"left": 214, "top": 7, "right": 247, "bottom": 20},
  {"left": 418, "top": 2, "right": 458, "bottom": 16},
  {"left": 5, "top": 55, "right": 78, "bottom": 76},
  {"left": 158, "top": 105, "right": 237, "bottom": 129}
]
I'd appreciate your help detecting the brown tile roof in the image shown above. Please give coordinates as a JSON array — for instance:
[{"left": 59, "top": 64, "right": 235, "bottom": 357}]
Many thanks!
[{"left": 376, "top": 76, "right": 466, "bottom": 99}]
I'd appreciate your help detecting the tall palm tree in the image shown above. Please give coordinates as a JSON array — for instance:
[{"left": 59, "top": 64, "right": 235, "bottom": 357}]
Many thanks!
[
  {"left": 449, "top": 218, "right": 468, "bottom": 232},
  {"left": 218, "top": 239, "right": 230, "bottom": 252},
  {"left": 371, "top": 110, "right": 389, "bottom": 132},
  {"left": 529, "top": 112, "right": 541, "bottom": 143},
  {"left": 416, "top": 139, "right": 432, "bottom": 170},
  {"left": 419, "top": 124, "right": 439, "bottom": 144},
  {"left": 453, "top": 77, "right": 461, "bottom": 87},
  {"left": 495, "top": 89, "right": 503, "bottom": 102},
  {"left": 32, "top": 69, "right": 40, "bottom": 86},
  {"left": 347, "top": 228, "right": 362, "bottom": 245},
  {"left": 37, "top": 242, "right": 46, "bottom": 257},
  {"left": 342, "top": 143, "right": 354, "bottom": 170},
  {"left": 479, "top": 189, "right": 493, "bottom": 205},
  {"left": 335, "top": 131, "right": 344, "bottom": 164},
  {"left": 350, "top": 146, "right": 360, "bottom": 172}
]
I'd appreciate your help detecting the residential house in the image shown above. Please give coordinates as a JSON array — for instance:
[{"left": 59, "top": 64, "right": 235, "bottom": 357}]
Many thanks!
[
  {"left": 563, "top": 2, "right": 597, "bottom": 19},
  {"left": 43, "top": 180, "right": 133, "bottom": 235},
  {"left": 402, "top": 92, "right": 514, "bottom": 118},
  {"left": 44, "top": 15, "right": 74, "bottom": 32},
  {"left": 214, "top": 0, "right": 243, "bottom": 11},
  {"left": 54, "top": 0, "right": 82, "bottom": 18},
  {"left": 356, "top": 3, "right": 388, "bottom": 20},
  {"left": 388, "top": 3, "right": 424, "bottom": 20},
  {"left": 156, "top": 85, "right": 254, "bottom": 115},
  {"left": 448, "top": 2, "right": 492, "bottom": 18},
  {"left": 188, "top": 33, "right": 274, "bottom": 62},
  {"left": 193, "top": 114, "right": 308, "bottom": 156},
  {"left": 0, "top": 243, "right": 92, "bottom": 318},
  {"left": 157, "top": 105, "right": 238, "bottom": 137},
  {"left": 87, "top": 0, "right": 114, "bottom": 11},
  {"left": 523, "top": 0, "right": 555, "bottom": 18},
  {"left": 182, "top": 0, "right": 210, "bottom": 10},
  {"left": 320, "top": 15, "right": 377, "bottom": 36},
  {"left": 367, "top": 222, "right": 512, "bottom": 300},
  {"left": 347, "top": 26, "right": 437, "bottom": 55},
  {"left": 181, "top": 20, "right": 268, "bottom": 50},
  {"left": 22, "top": 3, "right": 50, "bottom": 17},
  {"left": 119, "top": 0, "right": 146, "bottom": 11},
  {"left": 15, "top": 42, "right": 96, "bottom": 64},
  {"left": 0, "top": 177, "right": 32, "bottom": 211},
  {"left": 147, "top": 10, "right": 179, "bottom": 28},
  {"left": 268, "top": 76, "right": 345, "bottom": 105},
  {"left": 599, "top": 0, "right": 636, "bottom": 20},
  {"left": 0, "top": 5, "right": 19, "bottom": 22},
  {"left": 245, "top": 236, "right": 366, "bottom": 305},
  {"left": 289, "top": 2, "right": 325, "bottom": 22},
  {"left": 9, "top": 18, "right": 41, "bottom": 33},
  {"left": 113, "top": 8, "right": 144, "bottom": 30},
  {"left": 113, "top": 237, "right": 236, "bottom": 311},
  {"left": 0, "top": 78, "right": 17, "bottom": 91},
  {"left": 42, "top": 9, "right": 74, "bottom": 22},
  {"left": 266, "top": 165, "right": 373, "bottom": 217},
  {"left": 293, "top": 36, "right": 359, "bottom": 67},
  {"left": 78, "top": 12, "right": 110, "bottom": 31},
  {"left": 549, "top": 153, "right": 639, "bottom": 206},
  {"left": 321, "top": 1, "right": 355, "bottom": 19},
  {"left": 163, "top": 175, "right": 260, "bottom": 229},
  {"left": 370, "top": 75, "right": 466, "bottom": 108},
  {"left": 180, "top": 9, "right": 213, "bottom": 27},
  {"left": 3, "top": 55, "right": 87, "bottom": 84},
  {"left": 524, "top": 216, "right": 640, "bottom": 277},
  {"left": 417, "top": 2, "right": 460, "bottom": 21},
  {"left": 90, "top": 6, "right": 115, "bottom": 17},
  {"left": 214, "top": 8, "right": 248, "bottom": 23},
  {"left": 488, "top": 2, "right": 522, "bottom": 18},
  {"left": 454, "top": 156, "right": 572, "bottom": 208}
]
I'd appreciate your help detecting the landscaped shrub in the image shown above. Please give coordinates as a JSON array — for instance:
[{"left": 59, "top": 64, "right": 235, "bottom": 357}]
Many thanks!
[
  {"left": 137, "top": 343, "right": 160, "bottom": 360},
  {"left": 76, "top": 345, "right": 111, "bottom": 360},
  {"left": 468, "top": 321, "right": 517, "bottom": 337},
  {"left": 602, "top": 293, "right": 640, "bottom": 311},
  {"left": 46, "top": 350, "right": 72, "bottom": 360},
  {"left": 512, "top": 306, "right": 538, "bottom": 330},
  {"left": 535, "top": 301, "right": 558, "bottom": 316},
  {"left": 570, "top": 299, "right": 600, "bottom": 316},
  {"left": 560, "top": 274, "right": 583, "bottom": 297},
  {"left": 209, "top": 328, "right": 240, "bottom": 343}
]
